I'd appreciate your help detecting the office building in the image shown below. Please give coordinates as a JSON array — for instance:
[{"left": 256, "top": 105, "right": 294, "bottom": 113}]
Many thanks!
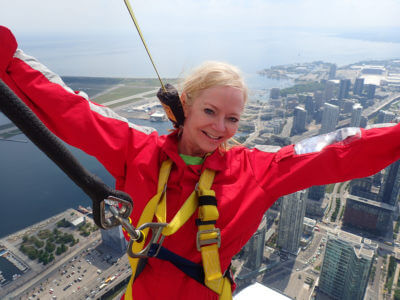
[
  {"left": 353, "top": 78, "right": 364, "bottom": 96},
  {"left": 304, "top": 94, "right": 315, "bottom": 116},
  {"left": 291, "top": 106, "right": 307, "bottom": 135},
  {"left": 305, "top": 185, "right": 327, "bottom": 217},
  {"left": 320, "top": 103, "right": 339, "bottom": 134},
  {"left": 365, "top": 84, "right": 376, "bottom": 99},
  {"left": 378, "top": 160, "right": 400, "bottom": 206},
  {"left": 328, "top": 64, "right": 337, "bottom": 79},
  {"left": 319, "top": 230, "right": 375, "bottom": 300},
  {"left": 349, "top": 176, "right": 378, "bottom": 200},
  {"left": 313, "top": 90, "right": 324, "bottom": 110},
  {"left": 343, "top": 194, "right": 394, "bottom": 235},
  {"left": 100, "top": 225, "right": 128, "bottom": 254},
  {"left": 377, "top": 110, "right": 395, "bottom": 124},
  {"left": 323, "top": 80, "right": 337, "bottom": 102},
  {"left": 243, "top": 215, "right": 267, "bottom": 270},
  {"left": 308, "top": 185, "right": 325, "bottom": 201},
  {"left": 350, "top": 103, "right": 363, "bottom": 127},
  {"left": 270, "top": 88, "right": 280, "bottom": 99},
  {"left": 338, "top": 79, "right": 351, "bottom": 100},
  {"left": 360, "top": 116, "right": 368, "bottom": 128},
  {"left": 277, "top": 190, "right": 307, "bottom": 255}
]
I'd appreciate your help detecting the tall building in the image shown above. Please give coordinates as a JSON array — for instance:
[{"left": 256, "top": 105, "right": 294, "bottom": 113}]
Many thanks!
[
  {"left": 270, "top": 88, "right": 280, "bottom": 99},
  {"left": 291, "top": 106, "right": 307, "bottom": 135},
  {"left": 323, "top": 80, "right": 337, "bottom": 102},
  {"left": 308, "top": 185, "right": 325, "bottom": 201},
  {"left": 313, "top": 90, "right": 324, "bottom": 110},
  {"left": 377, "top": 110, "right": 395, "bottom": 124},
  {"left": 277, "top": 190, "right": 307, "bottom": 255},
  {"left": 365, "top": 84, "right": 376, "bottom": 99},
  {"left": 243, "top": 215, "right": 267, "bottom": 270},
  {"left": 320, "top": 103, "right": 339, "bottom": 134},
  {"left": 353, "top": 78, "right": 364, "bottom": 96},
  {"left": 319, "top": 231, "right": 375, "bottom": 300},
  {"left": 338, "top": 79, "right": 351, "bottom": 100},
  {"left": 350, "top": 103, "right": 363, "bottom": 127},
  {"left": 378, "top": 160, "right": 400, "bottom": 206},
  {"left": 100, "top": 225, "right": 128, "bottom": 254},
  {"left": 328, "top": 64, "right": 337, "bottom": 79},
  {"left": 343, "top": 194, "right": 394, "bottom": 235},
  {"left": 306, "top": 185, "right": 327, "bottom": 217},
  {"left": 349, "top": 176, "right": 377, "bottom": 200}
]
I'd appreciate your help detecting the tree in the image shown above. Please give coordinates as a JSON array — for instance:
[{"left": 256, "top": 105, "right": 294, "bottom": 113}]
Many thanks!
[{"left": 45, "top": 242, "right": 56, "bottom": 253}]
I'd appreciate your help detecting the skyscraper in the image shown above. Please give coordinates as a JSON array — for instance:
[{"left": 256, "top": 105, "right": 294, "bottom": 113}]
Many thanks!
[
  {"left": 320, "top": 103, "right": 339, "bottom": 134},
  {"left": 308, "top": 185, "right": 325, "bottom": 201},
  {"left": 350, "top": 103, "right": 363, "bottom": 127},
  {"left": 323, "top": 80, "right": 337, "bottom": 102},
  {"left": 277, "top": 190, "right": 307, "bottom": 255},
  {"left": 377, "top": 110, "right": 395, "bottom": 124},
  {"left": 100, "top": 225, "right": 128, "bottom": 254},
  {"left": 338, "top": 79, "right": 351, "bottom": 100},
  {"left": 319, "top": 231, "right": 375, "bottom": 300},
  {"left": 270, "top": 88, "right": 280, "bottom": 99},
  {"left": 365, "top": 84, "right": 376, "bottom": 99},
  {"left": 243, "top": 215, "right": 267, "bottom": 270},
  {"left": 306, "top": 185, "right": 327, "bottom": 217},
  {"left": 378, "top": 160, "right": 400, "bottom": 206},
  {"left": 291, "top": 106, "right": 307, "bottom": 135},
  {"left": 353, "top": 78, "right": 364, "bottom": 96},
  {"left": 328, "top": 64, "right": 337, "bottom": 79}
]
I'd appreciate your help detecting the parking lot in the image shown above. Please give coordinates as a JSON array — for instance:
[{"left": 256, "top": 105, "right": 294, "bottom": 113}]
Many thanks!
[{"left": 24, "top": 240, "right": 130, "bottom": 300}]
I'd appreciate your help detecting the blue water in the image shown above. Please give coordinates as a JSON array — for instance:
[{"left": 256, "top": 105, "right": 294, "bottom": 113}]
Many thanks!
[
  {"left": 0, "top": 119, "right": 171, "bottom": 239},
  {"left": 16, "top": 29, "right": 400, "bottom": 78}
]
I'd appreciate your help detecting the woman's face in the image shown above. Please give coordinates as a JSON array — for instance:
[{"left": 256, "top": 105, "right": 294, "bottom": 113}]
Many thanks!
[{"left": 179, "top": 85, "right": 245, "bottom": 157}]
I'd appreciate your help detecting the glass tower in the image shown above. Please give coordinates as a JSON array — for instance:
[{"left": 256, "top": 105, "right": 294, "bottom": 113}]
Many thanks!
[{"left": 319, "top": 231, "right": 374, "bottom": 300}]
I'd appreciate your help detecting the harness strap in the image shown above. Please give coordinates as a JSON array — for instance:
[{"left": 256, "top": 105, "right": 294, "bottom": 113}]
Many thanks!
[
  {"left": 124, "top": 159, "right": 232, "bottom": 299},
  {"left": 196, "top": 181, "right": 229, "bottom": 296},
  {"left": 124, "top": 159, "right": 173, "bottom": 300}
]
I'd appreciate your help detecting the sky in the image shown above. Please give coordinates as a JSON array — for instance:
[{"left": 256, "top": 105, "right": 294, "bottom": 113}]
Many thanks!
[{"left": 1, "top": 0, "right": 400, "bottom": 78}]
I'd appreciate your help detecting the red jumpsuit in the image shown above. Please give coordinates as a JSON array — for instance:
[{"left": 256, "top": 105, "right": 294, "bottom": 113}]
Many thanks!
[{"left": 1, "top": 26, "right": 400, "bottom": 299}]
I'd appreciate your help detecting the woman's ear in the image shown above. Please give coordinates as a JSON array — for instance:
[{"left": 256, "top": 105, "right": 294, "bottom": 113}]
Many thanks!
[{"left": 181, "top": 92, "right": 188, "bottom": 117}]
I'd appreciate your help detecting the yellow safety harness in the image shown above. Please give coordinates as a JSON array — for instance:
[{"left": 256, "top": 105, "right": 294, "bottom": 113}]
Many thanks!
[{"left": 124, "top": 159, "right": 232, "bottom": 299}]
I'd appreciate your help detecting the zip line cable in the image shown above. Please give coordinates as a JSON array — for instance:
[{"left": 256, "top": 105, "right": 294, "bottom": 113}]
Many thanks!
[{"left": 123, "top": 0, "right": 166, "bottom": 92}]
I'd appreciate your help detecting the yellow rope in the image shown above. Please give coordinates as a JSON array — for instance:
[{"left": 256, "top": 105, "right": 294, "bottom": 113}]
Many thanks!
[{"left": 123, "top": 0, "right": 166, "bottom": 92}]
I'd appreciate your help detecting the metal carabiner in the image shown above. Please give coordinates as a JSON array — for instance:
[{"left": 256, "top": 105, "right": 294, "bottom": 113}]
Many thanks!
[
  {"left": 100, "top": 196, "right": 133, "bottom": 229},
  {"left": 127, "top": 222, "right": 167, "bottom": 258}
]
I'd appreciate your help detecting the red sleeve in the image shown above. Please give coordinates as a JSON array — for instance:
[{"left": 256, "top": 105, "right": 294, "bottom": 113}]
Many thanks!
[
  {"left": 0, "top": 26, "right": 155, "bottom": 180},
  {"left": 251, "top": 124, "right": 400, "bottom": 200}
]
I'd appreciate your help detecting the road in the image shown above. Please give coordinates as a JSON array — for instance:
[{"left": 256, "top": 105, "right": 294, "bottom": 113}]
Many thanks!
[{"left": 101, "top": 89, "right": 158, "bottom": 107}]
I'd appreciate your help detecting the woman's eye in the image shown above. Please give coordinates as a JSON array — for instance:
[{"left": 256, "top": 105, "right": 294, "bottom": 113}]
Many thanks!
[
  {"left": 228, "top": 117, "right": 239, "bottom": 123},
  {"left": 204, "top": 108, "right": 214, "bottom": 115}
]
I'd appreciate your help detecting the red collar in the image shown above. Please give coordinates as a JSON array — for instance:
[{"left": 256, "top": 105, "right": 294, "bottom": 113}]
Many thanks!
[{"left": 158, "top": 130, "right": 227, "bottom": 172}]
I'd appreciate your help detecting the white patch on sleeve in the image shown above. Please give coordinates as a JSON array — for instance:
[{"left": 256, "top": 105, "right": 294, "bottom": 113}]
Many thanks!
[
  {"left": 14, "top": 49, "right": 156, "bottom": 134},
  {"left": 294, "top": 127, "right": 362, "bottom": 155}
]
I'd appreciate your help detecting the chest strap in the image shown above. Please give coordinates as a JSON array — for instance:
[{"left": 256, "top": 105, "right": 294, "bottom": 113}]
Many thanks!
[{"left": 124, "top": 159, "right": 231, "bottom": 300}]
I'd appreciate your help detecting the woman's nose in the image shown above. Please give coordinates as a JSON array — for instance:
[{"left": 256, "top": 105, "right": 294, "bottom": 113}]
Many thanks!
[{"left": 213, "top": 117, "right": 225, "bottom": 132}]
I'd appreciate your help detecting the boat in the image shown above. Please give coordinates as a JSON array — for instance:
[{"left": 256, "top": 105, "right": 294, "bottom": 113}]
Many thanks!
[{"left": 150, "top": 111, "right": 167, "bottom": 122}]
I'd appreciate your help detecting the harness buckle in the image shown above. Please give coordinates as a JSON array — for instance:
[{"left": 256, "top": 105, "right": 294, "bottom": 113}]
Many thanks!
[
  {"left": 100, "top": 196, "right": 133, "bottom": 229},
  {"left": 196, "top": 228, "right": 221, "bottom": 251},
  {"left": 127, "top": 222, "right": 168, "bottom": 258}
]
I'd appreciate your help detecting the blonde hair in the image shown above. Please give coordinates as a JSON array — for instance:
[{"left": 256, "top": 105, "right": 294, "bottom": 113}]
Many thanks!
[{"left": 181, "top": 61, "right": 248, "bottom": 106}]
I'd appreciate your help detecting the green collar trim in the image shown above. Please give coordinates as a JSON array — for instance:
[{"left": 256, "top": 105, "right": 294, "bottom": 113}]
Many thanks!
[{"left": 179, "top": 154, "right": 205, "bottom": 165}]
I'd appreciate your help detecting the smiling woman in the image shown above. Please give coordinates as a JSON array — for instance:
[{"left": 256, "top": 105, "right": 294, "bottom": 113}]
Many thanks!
[
  {"left": 2, "top": 25, "right": 400, "bottom": 300},
  {"left": 178, "top": 61, "right": 248, "bottom": 156}
]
